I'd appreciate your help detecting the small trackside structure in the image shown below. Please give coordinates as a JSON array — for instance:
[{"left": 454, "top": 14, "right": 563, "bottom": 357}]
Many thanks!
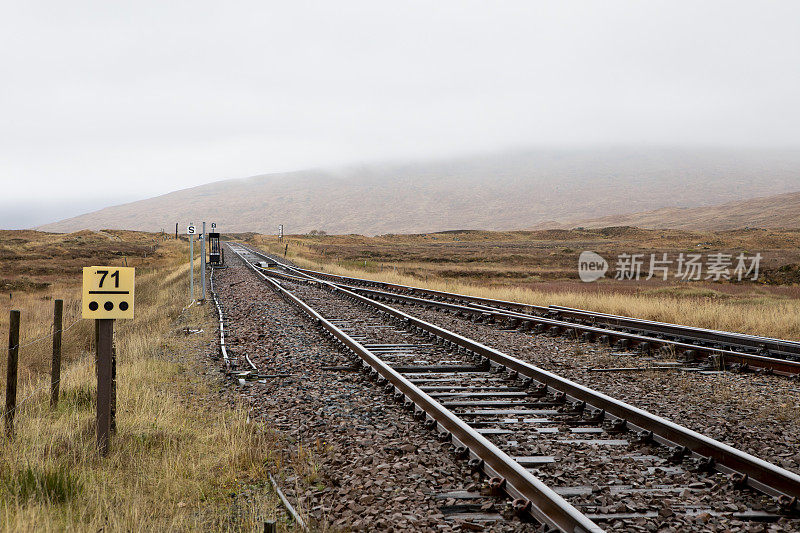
[{"left": 208, "top": 232, "right": 224, "bottom": 266}]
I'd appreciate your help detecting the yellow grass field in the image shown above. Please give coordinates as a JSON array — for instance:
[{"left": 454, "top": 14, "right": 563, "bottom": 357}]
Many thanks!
[{"left": 0, "top": 231, "right": 288, "bottom": 531}]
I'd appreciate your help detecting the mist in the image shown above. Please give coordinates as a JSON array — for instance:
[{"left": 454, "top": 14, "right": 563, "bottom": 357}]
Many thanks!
[{"left": 3, "top": 1, "right": 800, "bottom": 228}]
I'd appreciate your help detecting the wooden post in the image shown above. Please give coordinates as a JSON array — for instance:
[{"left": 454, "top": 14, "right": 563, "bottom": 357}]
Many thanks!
[
  {"left": 284, "top": 243, "right": 288, "bottom": 257},
  {"left": 94, "top": 319, "right": 99, "bottom": 379},
  {"left": 111, "top": 337, "right": 117, "bottom": 433},
  {"left": 175, "top": 222, "right": 178, "bottom": 239},
  {"left": 5, "top": 310, "right": 20, "bottom": 436},
  {"left": 96, "top": 318, "right": 114, "bottom": 454},
  {"left": 263, "top": 521, "right": 277, "bottom": 533},
  {"left": 50, "top": 299, "right": 63, "bottom": 408}
]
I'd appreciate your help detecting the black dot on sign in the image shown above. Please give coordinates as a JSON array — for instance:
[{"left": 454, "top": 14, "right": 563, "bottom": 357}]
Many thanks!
[
  {"left": 89, "top": 301, "right": 99, "bottom": 311},
  {"left": 104, "top": 301, "right": 114, "bottom": 311},
  {"left": 119, "top": 301, "right": 129, "bottom": 311}
]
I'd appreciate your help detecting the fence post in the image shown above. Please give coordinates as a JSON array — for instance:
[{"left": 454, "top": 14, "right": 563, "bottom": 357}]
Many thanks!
[
  {"left": 51, "top": 299, "right": 63, "bottom": 408},
  {"left": 5, "top": 310, "right": 20, "bottom": 436}
]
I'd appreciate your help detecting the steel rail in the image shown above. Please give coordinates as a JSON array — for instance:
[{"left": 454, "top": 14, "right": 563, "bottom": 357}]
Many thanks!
[
  {"left": 239, "top": 245, "right": 800, "bottom": 360},
  {"left": 329, "top": 283, "right": 800, "bottom": 375},
  {"left": 251, "top": 257, "right": 800, "bottom": 376},
  {"left": 235, "top": 243, "right": 800, "bottom": 504},
  {"left": 238, "top": 246, "right": 800, "bottom": 376},
  {"left": 255, "top": 256, "right": 800, "bottom": 509},
  {"left": 548, "top": 305, "right": 800, "bottom": 356},
  {"left": 227, "top": 244, "right": 603, "bottom": 533},
  {"left": 306, "top": 266, "right": 800, "bottom": 358}
]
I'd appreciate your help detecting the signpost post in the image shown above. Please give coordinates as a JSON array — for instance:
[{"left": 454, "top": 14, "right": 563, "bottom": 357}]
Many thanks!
[
  {"left": 82, "top": 266, "right": 135, "bottom": 455},
  {"left": 187, "top": 223, "right": 196, "bottom": 300},
  {"left": 200, "top": 222, "right": 206, "bottom": 301}
]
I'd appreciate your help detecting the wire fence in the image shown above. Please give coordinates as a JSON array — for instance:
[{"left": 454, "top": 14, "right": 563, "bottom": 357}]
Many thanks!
[
  {"left": 12, "top": 361, "right": 85, "bottom": 412},
  {"left": 4, "top": 316, "right": 83, "bottom": 353},
  {"left": 1, "top": 307, "right": 92, "bottom": 423}
]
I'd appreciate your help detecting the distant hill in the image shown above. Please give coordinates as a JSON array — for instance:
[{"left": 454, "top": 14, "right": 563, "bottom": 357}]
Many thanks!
[
  {"left": 568, "top": 190, "right": 800, "bottom": 231},
  {"left": 38, "top": 147, "right": 800, "bottom": 235}
]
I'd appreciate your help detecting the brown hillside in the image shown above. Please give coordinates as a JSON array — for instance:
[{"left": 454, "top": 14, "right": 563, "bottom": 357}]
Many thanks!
[
  {"left": 572, "top": 190, "right": 800, "bottom": 230},
  {"left": 38, "top": 148, "right": 800, "bottom": 235}
]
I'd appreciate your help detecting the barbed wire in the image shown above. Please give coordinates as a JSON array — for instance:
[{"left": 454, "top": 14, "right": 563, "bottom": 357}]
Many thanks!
[{"left": 2, "top": 316, "right": 84, "bottom": 353}]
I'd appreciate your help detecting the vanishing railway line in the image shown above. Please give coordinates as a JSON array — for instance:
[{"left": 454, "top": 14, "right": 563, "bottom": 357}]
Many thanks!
[
  {"left": 220, "top": 242, "right": 800, "bottom": 532},
  {"left": 238, "top": 244, "right": 800, "bottom": 377}
]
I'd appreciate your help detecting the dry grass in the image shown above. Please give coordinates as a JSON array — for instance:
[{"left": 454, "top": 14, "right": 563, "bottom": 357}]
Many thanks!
[
  {"left": 253, "top": 236, "right": 800, "bottom": 341},
  {"left": 249, "top": 227, "right": 800, "bottom": 288},
  {"left": 0, "top": 232, "right": 290, "bottom": 531}
]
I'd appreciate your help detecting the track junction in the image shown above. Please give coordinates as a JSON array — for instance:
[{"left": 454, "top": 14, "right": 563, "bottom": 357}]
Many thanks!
[{"left": 211, "top": 242, "right": 800, "bottom": 532}]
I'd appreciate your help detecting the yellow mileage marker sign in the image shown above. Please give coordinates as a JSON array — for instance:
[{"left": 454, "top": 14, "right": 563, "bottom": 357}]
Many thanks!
[{"left": 82, "top": 266, "right": 135, "bottom": 319}]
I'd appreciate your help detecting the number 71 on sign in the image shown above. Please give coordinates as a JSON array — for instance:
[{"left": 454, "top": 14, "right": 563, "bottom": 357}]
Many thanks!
[{"left": 82, "top": 266, "right": 135, "bottom": 319}]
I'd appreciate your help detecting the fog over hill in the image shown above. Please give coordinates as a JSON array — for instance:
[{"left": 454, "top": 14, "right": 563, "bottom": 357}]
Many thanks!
[{"left": 38, "top": 147, "right": 800, "bottom": 235}]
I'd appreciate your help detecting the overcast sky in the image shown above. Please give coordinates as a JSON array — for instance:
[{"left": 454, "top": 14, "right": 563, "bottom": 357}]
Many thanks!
[{"left": 2, "top": 1, "right": 800, "bottom": 228}]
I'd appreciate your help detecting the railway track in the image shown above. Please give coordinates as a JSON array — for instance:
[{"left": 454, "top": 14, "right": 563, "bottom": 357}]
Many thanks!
[
  {"left": 239, "top": 244, "right": 800, "bottom": 377},
  {"left": 223, "top": 242, "right": 800, "bottom": 532}
]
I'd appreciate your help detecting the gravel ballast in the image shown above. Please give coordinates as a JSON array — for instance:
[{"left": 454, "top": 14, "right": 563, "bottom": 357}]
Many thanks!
[
  {"left": 214, "top": 247, "right": 800, "bottom": 532},
  {"left": 212, "top": 256, "right": 532, "bottom": 532}
]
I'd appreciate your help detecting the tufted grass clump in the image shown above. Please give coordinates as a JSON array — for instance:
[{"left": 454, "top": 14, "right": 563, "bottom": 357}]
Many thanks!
[{"left": 0, "top": 465, "right": 82, "bottom": 505}]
